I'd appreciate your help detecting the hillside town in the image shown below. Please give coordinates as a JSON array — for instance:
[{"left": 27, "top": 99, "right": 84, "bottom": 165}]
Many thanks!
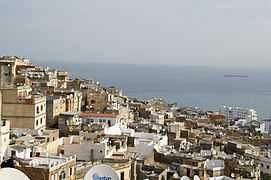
[{"left": 0, "top": 55, "right": 271, "bottom": 180}]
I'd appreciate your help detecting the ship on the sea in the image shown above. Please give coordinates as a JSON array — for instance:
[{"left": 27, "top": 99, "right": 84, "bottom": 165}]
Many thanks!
[{"left": 224, "top": 74, "right": 249, "bottom": 78}]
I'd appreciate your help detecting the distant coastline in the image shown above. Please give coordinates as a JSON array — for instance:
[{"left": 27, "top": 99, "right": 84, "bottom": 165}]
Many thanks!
[{"left": 224, "top": 74, "right": 249, "bottom": 78}]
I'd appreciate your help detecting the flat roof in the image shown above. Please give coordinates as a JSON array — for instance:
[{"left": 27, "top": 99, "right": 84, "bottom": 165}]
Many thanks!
[
  {"left": 19, "top": 155, "right": 76, "bottom": 169},
  {"left": 80, "top": 112, "right": 117, "bottom": 118}
]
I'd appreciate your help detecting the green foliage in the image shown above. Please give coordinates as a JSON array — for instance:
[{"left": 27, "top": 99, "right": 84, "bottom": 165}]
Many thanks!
[{"left": 262, "top": 174, "right": 271, "bottom": 180}]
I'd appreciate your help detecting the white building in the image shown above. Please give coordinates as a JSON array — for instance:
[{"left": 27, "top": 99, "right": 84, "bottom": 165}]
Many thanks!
[
  {"left": 256, "top": 121, "right": 267, "bottom": 134},
  {"left": 165, "top": 111, "right": 174, "bottom": 119},
  {"left": 8, "top": 145, "right": 32, "bottom": 159},
  {"left": 62, "top": 138, "right": 115, "bottom": 161},
  {"left": 258, "top": 156, "right": 271, "bottom": 175},
  {"left": 261, "top": 119, "right": 271, "bottom": 134},
  {"left": 104, "top": 123, "right": 134, "bottom": 136},
  {"left": 150, "top": 112, "right": 165, "bottom": 124},
  {"left": 128, "top": 132, "right": 168, "bottom": 159},
  {"left": 0, "top": 120, "right": 10, "bottom": 162},
  {"left": 220, "top": 105, "right": 257, "bottom": 121}
]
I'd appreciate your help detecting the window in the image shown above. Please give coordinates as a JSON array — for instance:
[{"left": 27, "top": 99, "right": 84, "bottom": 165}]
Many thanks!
[
  {"left": 60, "top": 149, "right": 64, "bottom": 154},
  {"left": 36, "top": 106, "right": 40, "bottom": 114},
  {"left": 120, "top": 172, "right": 125, "bottom": 180},
  {"left": 36, "top": 120, "right": 39, "bottom": 126},
  {"left": 11, "top": 150, "right": 16, "bottom": 157},
  {"left": 59, "top": 171, "right": 65, "bottom": 180},
  {"left": 69, "top": 167, "right": 73, "bottom": 176},
  {"left": 40, "top": 118, "right": 43, "bottom": 125},
  {"left": 267, "top": 165, "right": 270, "bottom": 169},
  {"left": 41, "top": 105, "right": 43, "bottom": 111}
]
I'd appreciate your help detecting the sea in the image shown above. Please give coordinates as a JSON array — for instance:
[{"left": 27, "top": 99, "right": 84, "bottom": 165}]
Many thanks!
[{"left": 41, "top": 62, "right": 271, "bottom": 120}]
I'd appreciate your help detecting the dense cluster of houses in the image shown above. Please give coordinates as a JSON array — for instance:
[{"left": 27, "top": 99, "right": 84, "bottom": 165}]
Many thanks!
[{"left": 0, "top": 56, "right": 270, "bottom": 180}]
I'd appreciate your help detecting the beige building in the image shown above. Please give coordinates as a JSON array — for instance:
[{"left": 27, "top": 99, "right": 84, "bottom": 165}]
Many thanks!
[
  {"left": 16, "top": 155, "right": 76, "bottom": 180},
  {"left": 1, "top": 86, "right": 46, "bottom": 131},
  {"left": 86, "top": 89, "right": 108, "bottom": 112},
  {"left": 22, "top": 67, "right": 59, "bottom": 89},
  {"left": 46, "top": 96, "right": 67, "bottom": 127},
  {"left": 46, "top": 90, "right": 82, "bottom": 128},
  {"left": 103, "top": 159, "right": 131, "bottom": 180},
  {"left": 57, "top": 71, "right": 69, "bottom": 89},
  {"left": 66, "top": 92, "right": 81, "bottom": 112},
  {"left": 0, "top": 56, "right": 32, "bottom": 88},
  {"left": 54, "top": 90, "right": 82, "bottom": 113},
  {"left": 58, "top": 112, "right": 81, "bottom": 137}
]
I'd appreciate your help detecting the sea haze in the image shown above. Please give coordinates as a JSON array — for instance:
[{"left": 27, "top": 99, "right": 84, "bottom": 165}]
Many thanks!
[{"left": 40, "top": 62, "right": 271, "bottom": 119}]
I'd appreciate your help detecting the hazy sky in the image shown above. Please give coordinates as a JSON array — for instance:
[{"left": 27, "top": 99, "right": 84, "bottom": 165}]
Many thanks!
[{"left": 1, "top": 0, "right": 271, "bottom": 67}]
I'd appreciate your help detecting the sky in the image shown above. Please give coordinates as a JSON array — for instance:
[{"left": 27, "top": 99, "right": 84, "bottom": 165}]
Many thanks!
[{"left": 1, "top": 0, "right": 271, "bottom": 68}]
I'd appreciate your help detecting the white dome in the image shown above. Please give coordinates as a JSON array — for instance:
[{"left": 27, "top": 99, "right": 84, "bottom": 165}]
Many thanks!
[
  {"left": 181, "top": 176, "right": 190, "bottom": 180},
  {"left": 0, "top": 168, "right": 30, "bottom": 180}
]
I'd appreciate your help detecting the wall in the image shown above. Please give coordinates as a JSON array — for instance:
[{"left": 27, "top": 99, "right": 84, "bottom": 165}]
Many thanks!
[{"left": 63, "top": 141, "right": 110, "bottom": 161}]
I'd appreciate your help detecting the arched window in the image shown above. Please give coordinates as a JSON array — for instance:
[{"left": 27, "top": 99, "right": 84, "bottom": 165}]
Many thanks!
[{"left": 59, "top": 171, "right": 65, "bottom": 180}]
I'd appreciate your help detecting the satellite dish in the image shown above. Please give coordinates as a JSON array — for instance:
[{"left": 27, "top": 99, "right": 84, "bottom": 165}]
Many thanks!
[
  {"left": 194, "top": 175, "right": 200, "bottom": 180},
  {"left": 0, "top": 168, "right": 30, "bottom": 180},
  {"left": 84, "top": 164, "right": 119, "bottom": 180},
  {"left": 181, "top": 176, "right": 190, "bottom": 180}
]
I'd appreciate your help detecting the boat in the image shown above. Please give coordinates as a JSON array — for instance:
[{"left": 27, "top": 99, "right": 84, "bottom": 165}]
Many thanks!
[{"left": 224, "top": 74, "right": 248, "bottom": 78}]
